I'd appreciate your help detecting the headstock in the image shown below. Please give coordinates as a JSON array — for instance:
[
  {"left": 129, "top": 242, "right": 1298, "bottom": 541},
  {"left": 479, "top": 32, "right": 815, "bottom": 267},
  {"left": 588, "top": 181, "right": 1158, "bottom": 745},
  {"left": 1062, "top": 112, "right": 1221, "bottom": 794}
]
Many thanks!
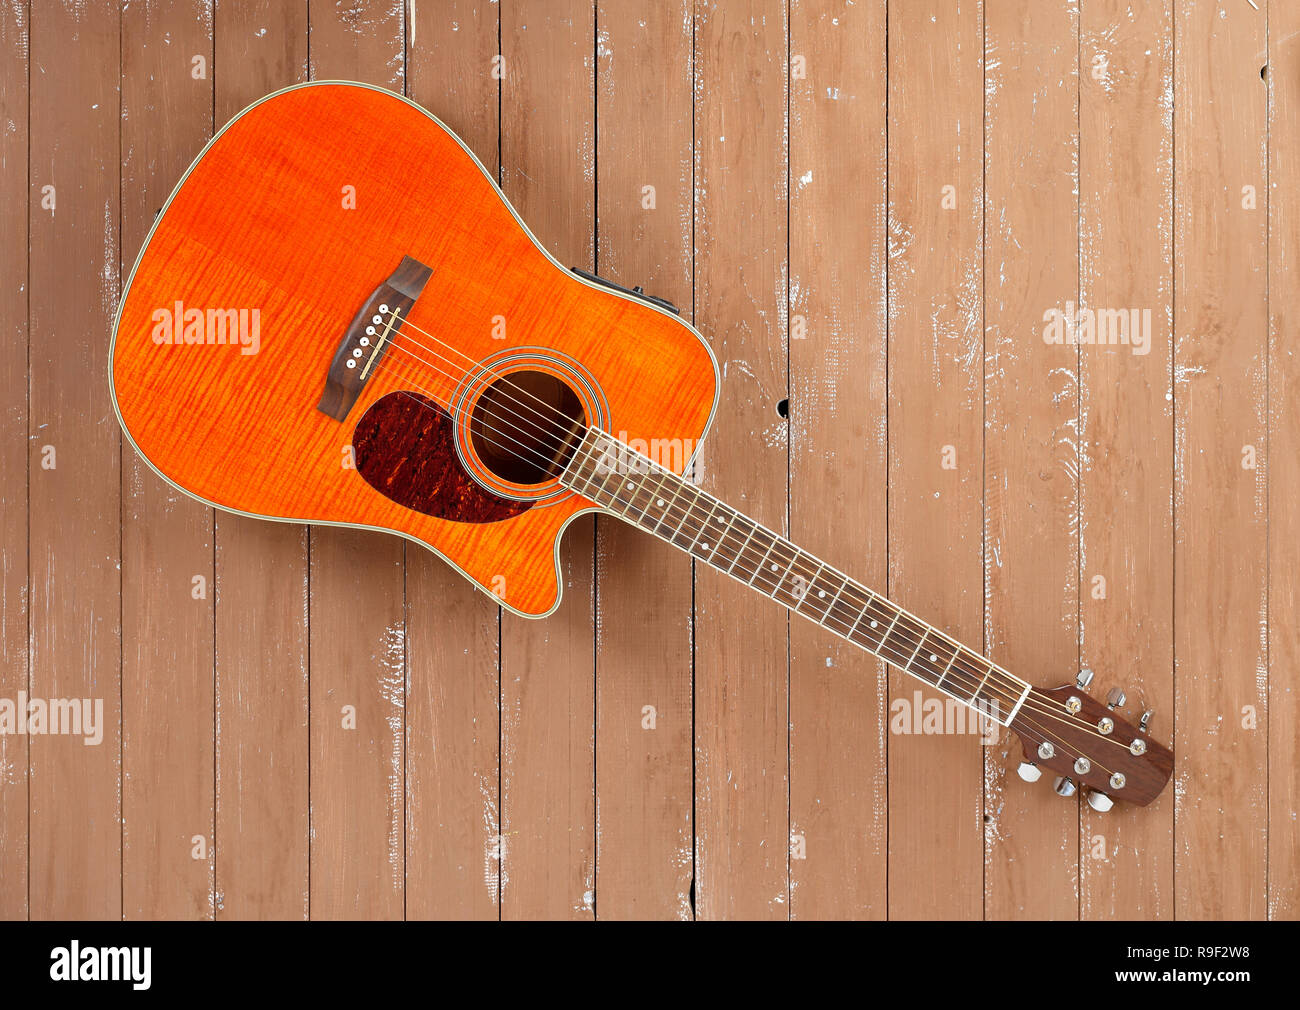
[{"left": 1008, "top": 669, "right": 1173, "bottom": 810}]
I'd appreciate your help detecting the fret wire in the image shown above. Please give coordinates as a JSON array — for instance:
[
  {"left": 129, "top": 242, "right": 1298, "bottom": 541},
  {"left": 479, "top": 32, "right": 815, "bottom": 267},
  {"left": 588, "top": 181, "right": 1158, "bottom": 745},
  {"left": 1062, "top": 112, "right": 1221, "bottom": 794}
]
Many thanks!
[
  {"left": 764, "top": 540, "right": 803, "bottom": 600},
  {"left": 880, "top": 605, "right": 904, "bottom": 651},
  {"left": 677, "top": 486, "right": 715, "bottom": 552},
  {"left": 722, "top": 515, "right": 759, "bottom": 576},
  {"left": 901, "top": 626, "right": 929, "bottom": 673},
  {"left": 670, "top": 483, "right": 712, "bottom": 551},
  {"left": 798, "top": 562, "right": 834, "bottom": 620},
  {"left": 908, "top": 634, "right": 965, "bottom": 699},
  {"left": 577, "top": 435, "right": 614, "bottom": 502},
  {"left": 842, "top": 583, "right": 875, "bottom": 638},
  {"left": 742, "top": 523, "right": 777, "bottom": 584},
  {"left": 569, "top": 440, "right": 602, "bottom": 500},
  {"left": 645, "top": 469, "right": 680, "bottom": 538},
  {"left": 622, "top": 464, "right": 658, "bottom": 523},
  {"left": 818, "top": 573, "right": 852, "bottom": 628},
  {"left": 634, "top": 484, "right": 661, "bottom": 525},
  {"left": 658, "top": 465, "right": 697, "bottom": 543},
  {"left": 695, "top": 499, "right": 726, "bottom": 562},
  {"left": 565, "top": 429, "right": 1032, "bottom": 718},
  {"left": 786, "top": 556, "right": 824, "bottom": 616},
  {"left": 936, "top": 641, "right": 961, "bottom": 688},
  {"left": 743, "top": 525, "right": 782, "bottom": 588},
  {"left": 764, "top": 541, "right": 801, "bottom": 601},
  {"left": 609, "top": 472, "right": 642, "bottom": 515}
]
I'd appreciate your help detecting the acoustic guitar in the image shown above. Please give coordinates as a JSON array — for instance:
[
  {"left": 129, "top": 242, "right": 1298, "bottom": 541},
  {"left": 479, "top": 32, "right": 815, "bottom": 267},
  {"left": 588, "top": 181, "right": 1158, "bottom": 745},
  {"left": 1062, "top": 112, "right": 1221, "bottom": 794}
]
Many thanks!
[{"left": 110, "top": 81, "right": 1173, "bottom": 813}]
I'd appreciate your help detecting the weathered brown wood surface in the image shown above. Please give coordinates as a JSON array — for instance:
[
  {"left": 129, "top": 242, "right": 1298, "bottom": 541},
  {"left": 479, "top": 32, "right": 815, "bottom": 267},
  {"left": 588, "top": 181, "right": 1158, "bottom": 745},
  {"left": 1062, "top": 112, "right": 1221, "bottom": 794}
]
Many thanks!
[{"left": 0, "top": 0, "right": 1293, "bottom": 920}]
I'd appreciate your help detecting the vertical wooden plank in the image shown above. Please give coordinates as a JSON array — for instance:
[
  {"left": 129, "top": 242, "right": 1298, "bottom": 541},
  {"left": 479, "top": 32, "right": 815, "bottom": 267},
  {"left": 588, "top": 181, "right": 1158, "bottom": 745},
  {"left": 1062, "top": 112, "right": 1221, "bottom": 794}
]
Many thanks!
[
  {"left": 307, "top": 0, "right": 408, "bottom": 920},
  {"left": 27, "top": 0, "right": 122, "bottom": 919},
  {"left": 1078, "top": 0, "right": 1174, "bottom": 920},
  {"left": 693, "top": 0, "right": 789, "bottom": 919},
  {"left": 119, "top": 0, "right": 216, "bottom": 922},
  {"left": 1173, "top": 0, "right": 1268, "bottom": 920},
  {"left": 983, "top": 0, "right": 1080, "bottom": 920},
  {"left": 0, "top": 0, "right": 28, "bottom": 922},
  {"left": 885, "top": 0, "right": 985, "bottom": 921},
  {"left": 787, "top": 0, "right": 888, "bottom": 920},
  {"left": 593, "top": 0, "right": 694, "bottom": 921},
  {"left": 1268, "top": 0, "right": 1300, "bottom": 921},
  {"left": 212, "top": 0, "right": 311, "bottom": 922},
  {"left": 498, "top": 0, "right": 597, "bottom": 920},
  {"left": 404, "top": 0, "right": 503, "bottom": 921}
]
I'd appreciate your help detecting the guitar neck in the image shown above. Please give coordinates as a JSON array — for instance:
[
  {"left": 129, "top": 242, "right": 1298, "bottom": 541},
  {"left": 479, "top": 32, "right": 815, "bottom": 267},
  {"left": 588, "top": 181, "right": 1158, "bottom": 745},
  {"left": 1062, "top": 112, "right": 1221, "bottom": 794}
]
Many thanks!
[{"left": 562, "top": 427, "right": 1032, "bottom": 727}]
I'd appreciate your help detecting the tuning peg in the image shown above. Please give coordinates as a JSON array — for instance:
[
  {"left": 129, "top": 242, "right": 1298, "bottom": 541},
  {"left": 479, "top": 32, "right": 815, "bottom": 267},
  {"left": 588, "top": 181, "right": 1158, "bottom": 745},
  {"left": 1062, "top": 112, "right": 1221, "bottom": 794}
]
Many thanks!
[
  {"left": 1140, "top": 709, "right": 1153, "bottom": 732},
  {"left": 1106, "top": 687, "right": 1126, "bottom": 710},
  {"left": 1075, "top": 668, "right": 1095, "bottom": 690},
  {"left": 1085, "top": 790, "right": 1114, "bottom": 813},
  {"left": 1016, "top": 761, "right": 1042, "bottom": 783},
  {"left": 1053, "top": 776, "right": 1077, "bottom": 797}
]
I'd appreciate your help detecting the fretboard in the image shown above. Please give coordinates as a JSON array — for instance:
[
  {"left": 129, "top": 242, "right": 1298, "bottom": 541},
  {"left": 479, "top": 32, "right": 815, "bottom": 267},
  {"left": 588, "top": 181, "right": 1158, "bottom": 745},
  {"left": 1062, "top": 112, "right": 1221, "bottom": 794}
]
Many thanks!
[{"left": 562, "top": 427, "right": 1030, "bottom": 726}]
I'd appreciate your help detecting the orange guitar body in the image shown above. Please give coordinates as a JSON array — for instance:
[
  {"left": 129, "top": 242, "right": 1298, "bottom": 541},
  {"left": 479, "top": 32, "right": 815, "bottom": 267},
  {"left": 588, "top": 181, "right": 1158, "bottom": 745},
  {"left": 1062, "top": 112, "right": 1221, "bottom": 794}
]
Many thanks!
[{"left": 111, "top": 81, "right": 718, "bottom": 617}]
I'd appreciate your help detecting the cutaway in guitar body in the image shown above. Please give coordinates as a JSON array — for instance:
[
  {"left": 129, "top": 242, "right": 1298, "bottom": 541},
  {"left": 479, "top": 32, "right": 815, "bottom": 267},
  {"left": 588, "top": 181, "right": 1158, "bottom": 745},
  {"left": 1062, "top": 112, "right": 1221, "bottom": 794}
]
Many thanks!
[{"left": 353, "top": 390, "right": 532, "bottom": 523}]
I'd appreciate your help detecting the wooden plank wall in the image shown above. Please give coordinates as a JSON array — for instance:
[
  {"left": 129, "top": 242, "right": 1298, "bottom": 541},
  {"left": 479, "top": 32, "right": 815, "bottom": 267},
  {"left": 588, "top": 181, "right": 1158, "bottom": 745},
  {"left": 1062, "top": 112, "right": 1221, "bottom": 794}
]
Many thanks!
[
  {"left": 789, "top": 0, "right": 888, "bottom": 918},
  {"left": 0, "top": 0, "right": 1296, "bottom": 921},
  {"left": 887, "top": 0, "right": 983, "bottom": 920},
  {"left": 120, "top": 0, "right": 216, "bottom": 921},
  {"left": 212, "top": 1, "right": 311, "bottom": 922},
  {"left": 0, "top": 0, "right": 29, "bottom": 919},
  {"left": 1079, "top": 0, "right": 1174, "bottom": 919},
  {"left": 984, "top": 0, "right": 1081, "bottom": 921}
]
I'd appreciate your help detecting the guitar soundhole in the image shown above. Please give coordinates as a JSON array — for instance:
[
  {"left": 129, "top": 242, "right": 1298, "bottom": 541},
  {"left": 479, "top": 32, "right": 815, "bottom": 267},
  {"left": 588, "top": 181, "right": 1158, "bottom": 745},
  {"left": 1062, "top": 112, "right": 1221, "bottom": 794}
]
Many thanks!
[{"left": 469, "top": 369, "right": 586, "bottom": 487}]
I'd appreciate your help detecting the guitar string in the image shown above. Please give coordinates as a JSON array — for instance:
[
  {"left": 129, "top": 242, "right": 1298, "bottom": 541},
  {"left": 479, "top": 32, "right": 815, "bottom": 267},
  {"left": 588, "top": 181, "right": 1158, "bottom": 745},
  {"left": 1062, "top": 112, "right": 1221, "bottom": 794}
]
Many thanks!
[
  {"left": 565, "top": 433, "right": 1121, "bottom": 777},
  {"left": 369, "top": 368, "right": 1118, "bottom": 781},
  {"left": 361, "top": 311, "right": 1134, "bottom": 756},
  {"left": 375, "top": 311, "right": 1066, "bottom": 716},
  {"left": 563, "top": 417, "right": 1137, "bottom": 753},
  {"left": 374, "top": 325, "right": 1131, "bottom": 757},
  {"left": 368, "top": 335, "right": 1040, "bottom": 718},
  {"left": 367, "top": 326, "right": 1130, "bottom": 765},
  {"left": 365, "top": 325, "right": 1129, "bottom": 766}
]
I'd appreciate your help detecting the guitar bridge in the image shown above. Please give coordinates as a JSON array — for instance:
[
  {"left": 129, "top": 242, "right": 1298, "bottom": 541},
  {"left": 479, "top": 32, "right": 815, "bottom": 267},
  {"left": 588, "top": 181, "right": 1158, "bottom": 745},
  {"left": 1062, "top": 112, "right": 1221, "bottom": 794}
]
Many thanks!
[{"left": 317, "top": 255, "right": 433, "bottom": 421}]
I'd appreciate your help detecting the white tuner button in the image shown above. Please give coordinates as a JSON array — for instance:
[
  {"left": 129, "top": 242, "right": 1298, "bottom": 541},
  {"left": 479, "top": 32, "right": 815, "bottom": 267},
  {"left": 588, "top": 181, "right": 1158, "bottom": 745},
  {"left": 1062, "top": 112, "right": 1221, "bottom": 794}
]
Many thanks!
[
  {"left": 1085, "top": 790, "right": 1114, "bottom": 813},
  {"left": 1016, "top": 761, "right": 1042, "bottom": 783}
]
